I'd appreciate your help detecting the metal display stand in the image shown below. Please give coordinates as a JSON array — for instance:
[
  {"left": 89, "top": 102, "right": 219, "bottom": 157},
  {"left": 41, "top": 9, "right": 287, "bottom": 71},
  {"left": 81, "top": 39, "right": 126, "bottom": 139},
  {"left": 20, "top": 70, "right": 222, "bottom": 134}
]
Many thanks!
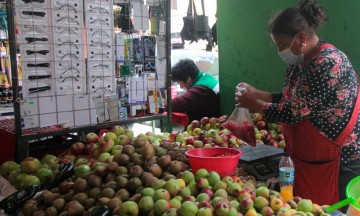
[{"left": 5, "top": 0, "right": 172, "bottom": 161}]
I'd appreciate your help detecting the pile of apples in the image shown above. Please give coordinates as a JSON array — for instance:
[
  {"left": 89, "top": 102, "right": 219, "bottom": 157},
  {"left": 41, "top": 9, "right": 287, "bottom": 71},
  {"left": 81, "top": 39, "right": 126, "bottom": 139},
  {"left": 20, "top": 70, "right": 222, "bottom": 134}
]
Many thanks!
[
  {"left": 0, "top": 155, "right": 59, "bottom": 190},
  {"left": 18, "top": 168, "right": 331, "bottom": 216},
  {"left": 173, "top": 116, "right": 247, "bottom": 149},
  {"left": 251, "top": 113, "right": 286, "bottom": 149}
]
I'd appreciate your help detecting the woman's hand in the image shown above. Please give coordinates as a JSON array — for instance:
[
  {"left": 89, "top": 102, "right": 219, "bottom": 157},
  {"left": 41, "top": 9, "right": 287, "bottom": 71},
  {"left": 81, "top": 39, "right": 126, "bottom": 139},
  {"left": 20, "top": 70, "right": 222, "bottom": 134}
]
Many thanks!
[{"left": 235, "top": 82, "right": 267, "bottom": 114}]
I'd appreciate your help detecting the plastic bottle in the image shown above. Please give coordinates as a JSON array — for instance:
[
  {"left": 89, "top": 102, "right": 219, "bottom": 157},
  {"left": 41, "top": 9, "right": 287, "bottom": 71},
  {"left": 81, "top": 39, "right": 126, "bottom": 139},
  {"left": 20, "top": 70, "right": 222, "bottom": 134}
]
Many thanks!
[{"left": 279, "top": 152, "right": 295, "bottom": 202}]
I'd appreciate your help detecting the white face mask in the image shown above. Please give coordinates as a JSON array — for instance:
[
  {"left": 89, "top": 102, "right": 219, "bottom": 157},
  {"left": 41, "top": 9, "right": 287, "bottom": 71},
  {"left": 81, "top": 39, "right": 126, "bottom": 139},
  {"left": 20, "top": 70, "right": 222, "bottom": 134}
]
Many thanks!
[{"left": 278, "top": 35, "right": 304, "bottom": 65}]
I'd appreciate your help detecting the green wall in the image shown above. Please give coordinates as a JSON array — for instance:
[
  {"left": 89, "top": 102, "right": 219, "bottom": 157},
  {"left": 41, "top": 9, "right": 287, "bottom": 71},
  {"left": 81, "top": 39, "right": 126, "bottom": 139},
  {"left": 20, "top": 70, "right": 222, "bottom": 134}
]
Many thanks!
[{"left": 218, "top": 0, "right": 360, "bottom": 115}]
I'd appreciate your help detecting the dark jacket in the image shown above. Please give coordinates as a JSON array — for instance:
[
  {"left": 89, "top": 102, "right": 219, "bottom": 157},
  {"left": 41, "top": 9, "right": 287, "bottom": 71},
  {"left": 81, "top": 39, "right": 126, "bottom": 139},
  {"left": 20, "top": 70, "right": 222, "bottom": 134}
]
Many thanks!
[{"left": 171, "top": 85, "right": 220, "bottom": 122}]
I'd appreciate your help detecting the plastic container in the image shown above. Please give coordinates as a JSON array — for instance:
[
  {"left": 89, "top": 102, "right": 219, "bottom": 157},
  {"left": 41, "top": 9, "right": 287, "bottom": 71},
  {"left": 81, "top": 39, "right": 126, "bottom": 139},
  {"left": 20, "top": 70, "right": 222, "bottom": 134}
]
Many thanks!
[
  {"left": 326, "top": 175, "right": 360, "bottom": 213},
  {"left": 185, "top": 147, "right": 242, "bottom": 177}
]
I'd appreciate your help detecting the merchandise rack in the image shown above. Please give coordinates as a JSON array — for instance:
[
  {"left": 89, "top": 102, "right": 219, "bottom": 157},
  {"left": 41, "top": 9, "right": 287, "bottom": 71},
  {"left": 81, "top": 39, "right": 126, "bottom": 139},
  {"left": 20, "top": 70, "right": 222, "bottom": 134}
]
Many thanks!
[{"left": 4, "top": 0, "right": 173, "bottom": 161}]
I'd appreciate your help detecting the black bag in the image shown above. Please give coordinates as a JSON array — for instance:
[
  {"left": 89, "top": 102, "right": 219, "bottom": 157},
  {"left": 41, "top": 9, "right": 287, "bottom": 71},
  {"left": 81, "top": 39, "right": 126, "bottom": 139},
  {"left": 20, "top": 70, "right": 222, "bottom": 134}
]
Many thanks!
[
  {"left": 194, "top": 0, "right": 212, "bottom": 42},
  {"left": 117, "top": 3, "right": 134, "bottom": 33},
  {"left": 180, "top": 0, "right": 198, "bottom": 43}
]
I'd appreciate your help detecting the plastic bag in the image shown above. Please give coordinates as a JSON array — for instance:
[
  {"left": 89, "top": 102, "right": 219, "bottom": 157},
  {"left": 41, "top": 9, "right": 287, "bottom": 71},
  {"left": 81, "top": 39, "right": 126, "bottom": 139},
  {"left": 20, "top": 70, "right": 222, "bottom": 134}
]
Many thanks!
[{"left": 222, "top": 107, "right": 256, "bottom": 147}]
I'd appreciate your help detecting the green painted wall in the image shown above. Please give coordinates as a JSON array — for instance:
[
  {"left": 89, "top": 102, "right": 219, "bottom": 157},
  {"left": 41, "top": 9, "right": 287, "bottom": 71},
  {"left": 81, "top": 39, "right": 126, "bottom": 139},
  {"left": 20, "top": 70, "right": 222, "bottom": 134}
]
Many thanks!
[{"left": 217, "top": 0, "right": 360, "bottom": 115}]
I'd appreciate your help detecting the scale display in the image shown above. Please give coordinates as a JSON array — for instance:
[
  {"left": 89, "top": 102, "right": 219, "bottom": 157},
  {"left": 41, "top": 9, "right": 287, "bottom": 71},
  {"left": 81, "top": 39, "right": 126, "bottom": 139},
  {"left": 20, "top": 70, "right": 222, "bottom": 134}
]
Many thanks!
[{"left": 238, "top": 144, "right": 284, "bottom": 181}]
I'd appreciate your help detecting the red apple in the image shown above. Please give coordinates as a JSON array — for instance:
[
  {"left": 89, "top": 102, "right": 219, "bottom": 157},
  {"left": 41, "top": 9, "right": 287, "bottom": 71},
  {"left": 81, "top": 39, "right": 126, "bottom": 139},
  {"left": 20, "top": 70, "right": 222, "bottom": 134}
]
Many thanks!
[
  {"left": 277, "top": 134, "right": 285, "bottom": 141},
  {"left": 256, "top": 121, "right": 267, "bottom": 130},
  {"left": 85, "top": 132, "right": 99, "bottom": 144},
  {"left": 209, "top": 117, "right": 218, "bottom": 127},
  {"left": 191, "top": 120, "right": 201, "bottom": 129},
  {"left": 86, "top": 143, "right": 99, "bottom": 155},
  {"left": 70, "top": 142, "right": 86, "bottom": 155},
  {"left": 169, "top": 131, "right": 178, "bottom": 142},
  {"left": 200, "top": 117, "right": 210, "bottom": 126},
  {"left": 186, "top": 136, "right": 195, "bottom": 145},
  {"left": 269, "top": 139, "right": 279, "bottom": 148},
  {"left": 98, "top": 129, "right": 109, "bottom": 137},
  {"left": 100, "top": 139, "right": 115, "bottom": 153},
  {"left": 220, "top": 141, "right": 229, "bottom": 148}
]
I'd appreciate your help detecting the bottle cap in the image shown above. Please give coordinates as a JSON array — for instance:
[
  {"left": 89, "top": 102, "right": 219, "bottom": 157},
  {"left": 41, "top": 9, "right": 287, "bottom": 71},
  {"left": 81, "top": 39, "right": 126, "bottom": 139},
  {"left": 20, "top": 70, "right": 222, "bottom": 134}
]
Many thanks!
[{"left": 283, "top": 152, "right": 290, "bottom": 156}]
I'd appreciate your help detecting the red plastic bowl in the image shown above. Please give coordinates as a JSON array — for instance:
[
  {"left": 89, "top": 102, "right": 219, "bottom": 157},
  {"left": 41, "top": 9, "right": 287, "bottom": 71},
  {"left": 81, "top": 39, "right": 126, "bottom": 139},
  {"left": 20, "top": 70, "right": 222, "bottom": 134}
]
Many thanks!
[{"left": 185, "top": 148, "right": 242, "bottom": 177}]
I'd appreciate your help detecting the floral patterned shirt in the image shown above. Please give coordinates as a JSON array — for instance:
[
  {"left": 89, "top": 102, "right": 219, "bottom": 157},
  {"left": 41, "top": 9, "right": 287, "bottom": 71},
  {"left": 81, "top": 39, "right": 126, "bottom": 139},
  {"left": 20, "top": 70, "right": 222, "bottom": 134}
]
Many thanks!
[{"left": 264, "top": 39, "right": 360, "bottom": 164}]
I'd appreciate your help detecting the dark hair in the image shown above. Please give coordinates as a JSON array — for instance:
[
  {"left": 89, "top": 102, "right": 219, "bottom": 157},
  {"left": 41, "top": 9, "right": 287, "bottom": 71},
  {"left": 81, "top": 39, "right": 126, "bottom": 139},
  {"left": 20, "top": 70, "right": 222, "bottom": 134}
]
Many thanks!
[
  {"left": 268, "top": 0, "right": 326, "bottom": 37},
  {"left": 171, "top": 59, "right": 200, "bottom": 82}
]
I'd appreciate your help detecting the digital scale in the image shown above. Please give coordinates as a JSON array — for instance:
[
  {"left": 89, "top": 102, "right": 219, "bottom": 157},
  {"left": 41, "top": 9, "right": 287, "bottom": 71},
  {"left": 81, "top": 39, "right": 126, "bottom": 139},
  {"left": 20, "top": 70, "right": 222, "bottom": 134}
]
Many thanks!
[{"left": 238, "top": 144, "right": 284, "bottom": 181}]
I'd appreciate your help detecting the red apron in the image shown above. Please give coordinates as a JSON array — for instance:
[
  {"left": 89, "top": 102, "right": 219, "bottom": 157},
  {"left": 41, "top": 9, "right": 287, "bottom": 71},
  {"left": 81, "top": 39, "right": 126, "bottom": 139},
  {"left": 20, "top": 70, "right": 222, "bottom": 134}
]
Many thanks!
[{"left": 281, "top": 44, "right": 360, "bottom": 205}]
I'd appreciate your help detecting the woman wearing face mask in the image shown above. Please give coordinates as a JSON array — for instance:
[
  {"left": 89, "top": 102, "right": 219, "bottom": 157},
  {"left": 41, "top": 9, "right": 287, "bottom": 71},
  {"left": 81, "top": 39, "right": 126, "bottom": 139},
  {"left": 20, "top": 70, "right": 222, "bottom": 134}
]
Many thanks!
[
  {"left": 170, "top": 59, "right": 220, "bottom": 122},
  {"left": 235, "top": 0, "right": 360, "bottom": 206}
]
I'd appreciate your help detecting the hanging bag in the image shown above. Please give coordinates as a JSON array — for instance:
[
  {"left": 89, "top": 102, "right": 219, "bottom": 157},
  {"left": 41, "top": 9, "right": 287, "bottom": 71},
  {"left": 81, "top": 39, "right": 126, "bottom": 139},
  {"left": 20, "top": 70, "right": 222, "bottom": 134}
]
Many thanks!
[
  {"left": 180, "top": 0, "right": 198, "bottom": 43},
  {"left": 222, "top": 107, "right": 257, "bottom": 147},
  {"left": 193, "top": 0, "right": 212, "bottom": 42}
]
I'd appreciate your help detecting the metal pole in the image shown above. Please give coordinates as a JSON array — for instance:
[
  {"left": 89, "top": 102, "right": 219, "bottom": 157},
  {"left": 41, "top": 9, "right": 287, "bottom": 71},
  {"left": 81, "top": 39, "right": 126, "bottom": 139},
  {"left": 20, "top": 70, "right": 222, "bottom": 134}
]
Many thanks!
[
  {"left": 6, "top": 0, "right": 27, "bottom": 161},
  {"left": 165, "top": 0, "right": 172, "bottom": 133}
]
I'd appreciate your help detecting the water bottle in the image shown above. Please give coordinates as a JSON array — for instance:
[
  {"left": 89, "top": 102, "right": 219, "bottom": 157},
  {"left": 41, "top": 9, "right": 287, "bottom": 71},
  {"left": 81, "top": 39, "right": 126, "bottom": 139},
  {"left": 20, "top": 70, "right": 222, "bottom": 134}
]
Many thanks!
[{"left": 279, "top": 152, "right": 295, "bottom": 202}]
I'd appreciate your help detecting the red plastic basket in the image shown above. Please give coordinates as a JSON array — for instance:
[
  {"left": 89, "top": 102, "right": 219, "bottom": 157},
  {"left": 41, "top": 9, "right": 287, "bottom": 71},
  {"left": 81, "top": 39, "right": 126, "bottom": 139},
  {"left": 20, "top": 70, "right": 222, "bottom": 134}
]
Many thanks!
[{"left": 185, "top": 148, "right": 243, "bottom": 177}]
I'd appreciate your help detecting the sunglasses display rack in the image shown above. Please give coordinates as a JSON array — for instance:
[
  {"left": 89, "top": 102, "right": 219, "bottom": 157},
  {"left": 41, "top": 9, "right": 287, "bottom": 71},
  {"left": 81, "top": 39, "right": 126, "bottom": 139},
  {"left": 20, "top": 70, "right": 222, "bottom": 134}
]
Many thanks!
[
  {"left": 52, "top": 0, "right": 86, "bottom": 95},
  {"left": 85, "top": 0, "right": 115, "bottom": 95},
  {"left": 5, "top": 0, "right": 171, "bottom": 160},
  {"left": 16, "top": 0, "right": 54, "bottom": 98}
]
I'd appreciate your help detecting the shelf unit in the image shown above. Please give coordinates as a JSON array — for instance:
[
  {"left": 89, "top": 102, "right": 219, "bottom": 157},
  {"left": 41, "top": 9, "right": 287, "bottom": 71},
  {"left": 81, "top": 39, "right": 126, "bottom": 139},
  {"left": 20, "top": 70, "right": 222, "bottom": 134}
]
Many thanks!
[{"left": 5, "top": 0, "right": 173, "bottom": 161}]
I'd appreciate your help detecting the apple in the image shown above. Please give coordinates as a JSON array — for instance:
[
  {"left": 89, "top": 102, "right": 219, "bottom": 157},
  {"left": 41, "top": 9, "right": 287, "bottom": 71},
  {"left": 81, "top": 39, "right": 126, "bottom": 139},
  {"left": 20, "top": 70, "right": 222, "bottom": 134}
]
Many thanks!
[
  {"left": 193, "top": 140, "right": 204, "bottom": 148},
  {"left": 85, "top": 132, "right": 99, "bottom": 144},
  {"left": 74, "top": 164, "right": 91, "bottom": 177},
  {"left": 214, "top": 135, "right": 223, "bottom": 145},
  {"left": 61, "top": 154, "right": 76, "bottom": 163},
  {"left": 208, "top": 129, "right": 219, "bottom": 137},
  {"left": 192, "top": 128, "right": 202, "bottom": 136},
  {"left": 278, "top": 140, "right": 286, "bottom": 148},
  {"left": 209, "top": 117, "right": 218, "bottom": 127},
  {"left": 115, "top": 135, "right": 130, "bottom": 146},
  {"left": 85, "top": 143, "right": 99, "bottom": 155},
  {"left": 100, "top": 139, "right": 115, "bottom": 153},
  {"left": 202, "top": 137, "right": 213, "bottom": 144},
  {"left": 75, "top": 158, "right": 88, "bottom": 166},
  {"left": 176, "top": 133, "right": 185, "bottom": 143},
  {"left": 203, "top": 123, "right": 211, "bottom": 131},
  {"left": 104, "top": 132, "right": 117, "bottom": 141},
  {"left": 98, "top": 129, "right": 109, "bottom": 137},
  {"left": 259, "top": 130, "right": 268, "bottom": 136},
  {"left": 70, "top": 142, "right": 86, "bottom": 155},
  {"left": 191, "top": 120, "right": 201, "bottom": 129},
  {"left": 268, "top": 123, "right": 278, "bottom": 130},
  {"left": 20, "top": 157, "right": 41, "bottom": 174},
  {"left": 269, "top": 140, "right": 279, "bottom": 148},
  {"left": 220, "top": 141, "right": 229, "bottom": 148},
  {"left": 169, "top": 131, "right": 178, "bottom": 142},
  {"left": 124, "top": 129, "right": 135, "bottom": 140},
  {"left": 256, "top": 120, "right": 267, "bottom": 130},
  {"left": 269, "top": 130, "right": 278, "bottom": 139},
  {"left": 111, "top": 145, "right": 123, "bottom": 155},
  {"left": 251, "top": 113, "right": 263, "bottom": 123},
  {"left": 98, "top": 152, "right": 113, "bottom": 163},
  {"left": 186, "top": 136, "right": 195, "bottom": 145},
  {"left": 111, "top": 125, "right": 125, "bottom": 136},
  {"left": 276, "top": 125, "right": 282, "bottom": 133},
  {"left": 186, "top": 124, "right": 193, "bottom": 133},
  {"left": 277, "top": 134, "right": 285, "bottom": 141},
  {"left": 200, "top": 117, "right": 209, "bottom": 126}
]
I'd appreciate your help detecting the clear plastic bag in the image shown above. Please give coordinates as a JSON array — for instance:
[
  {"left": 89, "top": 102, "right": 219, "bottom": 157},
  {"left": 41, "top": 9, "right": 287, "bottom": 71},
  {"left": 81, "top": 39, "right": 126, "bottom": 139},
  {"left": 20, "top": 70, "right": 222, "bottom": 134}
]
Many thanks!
[{"left": 222, "top": 107, "right": 256, "bottom": 147}]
